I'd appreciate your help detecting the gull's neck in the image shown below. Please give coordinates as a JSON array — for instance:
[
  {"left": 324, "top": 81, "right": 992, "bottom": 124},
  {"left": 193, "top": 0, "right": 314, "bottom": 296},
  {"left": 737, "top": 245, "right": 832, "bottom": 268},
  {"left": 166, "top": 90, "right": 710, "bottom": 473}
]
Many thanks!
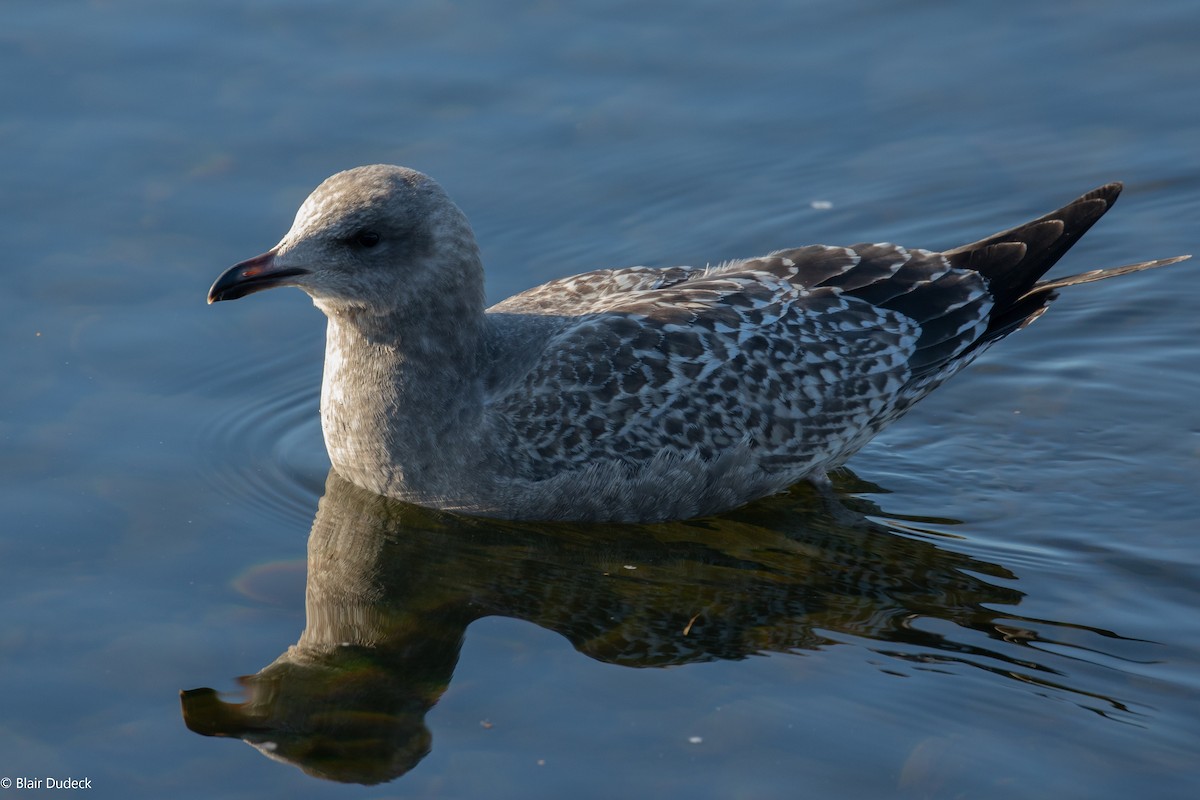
[{"left": 317, "top": 268, "right": 488, "bottom": 503}]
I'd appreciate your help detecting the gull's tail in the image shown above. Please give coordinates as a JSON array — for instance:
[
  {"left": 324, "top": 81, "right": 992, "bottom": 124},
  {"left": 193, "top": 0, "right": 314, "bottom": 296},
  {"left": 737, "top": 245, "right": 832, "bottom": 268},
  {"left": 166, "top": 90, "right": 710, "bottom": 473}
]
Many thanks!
[{"left": 943, "top": 182, "right": 1191, "bottom": 342}]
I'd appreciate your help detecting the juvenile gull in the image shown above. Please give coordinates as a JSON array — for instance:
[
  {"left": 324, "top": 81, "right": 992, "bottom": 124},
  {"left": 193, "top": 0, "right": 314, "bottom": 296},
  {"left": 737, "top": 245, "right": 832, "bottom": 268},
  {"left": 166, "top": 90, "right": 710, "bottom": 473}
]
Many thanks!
[{"left": 208, "top": 166, "right": 1189, "bottom": 522}]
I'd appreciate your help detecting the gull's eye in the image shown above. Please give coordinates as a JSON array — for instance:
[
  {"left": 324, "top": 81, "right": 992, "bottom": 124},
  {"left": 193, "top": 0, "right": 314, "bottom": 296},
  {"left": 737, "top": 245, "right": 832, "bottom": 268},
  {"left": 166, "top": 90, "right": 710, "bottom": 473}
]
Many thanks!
[{"left": 354, "top": 230, "right": 381, "bottom": 249}]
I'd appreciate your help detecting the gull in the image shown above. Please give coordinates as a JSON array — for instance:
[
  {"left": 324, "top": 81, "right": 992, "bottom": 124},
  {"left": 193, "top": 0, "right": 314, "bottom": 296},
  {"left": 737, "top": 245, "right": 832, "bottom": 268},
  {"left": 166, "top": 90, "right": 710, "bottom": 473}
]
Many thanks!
[{"left": 209, "top": 166, "right": 1189, "bottom": 522}]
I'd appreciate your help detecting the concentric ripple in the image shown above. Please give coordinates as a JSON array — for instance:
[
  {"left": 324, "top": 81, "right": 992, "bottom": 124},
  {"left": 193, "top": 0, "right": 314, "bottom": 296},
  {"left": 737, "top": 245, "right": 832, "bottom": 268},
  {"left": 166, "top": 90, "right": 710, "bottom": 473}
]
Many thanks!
[{"left": 195, "top": 344, "right": 329, "bottom": 530}]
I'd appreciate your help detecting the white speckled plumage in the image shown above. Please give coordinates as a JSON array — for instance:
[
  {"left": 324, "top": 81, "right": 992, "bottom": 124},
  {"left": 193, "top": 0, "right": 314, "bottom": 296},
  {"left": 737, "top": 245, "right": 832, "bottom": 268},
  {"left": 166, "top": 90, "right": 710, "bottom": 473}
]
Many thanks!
[{"left": 209, "top": 166, "right": 1189, "bottom": 522}]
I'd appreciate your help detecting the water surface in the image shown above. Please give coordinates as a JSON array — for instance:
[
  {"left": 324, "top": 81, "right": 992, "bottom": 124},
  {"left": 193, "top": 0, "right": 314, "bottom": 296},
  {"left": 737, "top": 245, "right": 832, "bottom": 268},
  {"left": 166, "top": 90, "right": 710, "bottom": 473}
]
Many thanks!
[{"left": 2, "top": 1, "right": 1198, "bottom": 798}]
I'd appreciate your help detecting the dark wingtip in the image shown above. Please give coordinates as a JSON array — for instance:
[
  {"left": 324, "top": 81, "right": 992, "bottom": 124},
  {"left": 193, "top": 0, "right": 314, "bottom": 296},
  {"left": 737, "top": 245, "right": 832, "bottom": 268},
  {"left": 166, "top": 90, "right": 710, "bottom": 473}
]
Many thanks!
[
  {"left": 941, "top": 182, "right": 1139, "bottom": 347},
  {"left": 1079, "top": 181, "right": 1123, "bottom": 206},
  {"left": 946, "top": 182, "right": 1127, "bottom": 306}
]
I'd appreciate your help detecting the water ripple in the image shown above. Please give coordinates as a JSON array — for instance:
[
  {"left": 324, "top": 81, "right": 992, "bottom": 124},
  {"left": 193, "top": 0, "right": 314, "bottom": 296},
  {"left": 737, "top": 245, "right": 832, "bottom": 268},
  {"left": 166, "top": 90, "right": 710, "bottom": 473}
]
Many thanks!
[{"left": 195, "top": 346, "right": 328, "bottom": 530}]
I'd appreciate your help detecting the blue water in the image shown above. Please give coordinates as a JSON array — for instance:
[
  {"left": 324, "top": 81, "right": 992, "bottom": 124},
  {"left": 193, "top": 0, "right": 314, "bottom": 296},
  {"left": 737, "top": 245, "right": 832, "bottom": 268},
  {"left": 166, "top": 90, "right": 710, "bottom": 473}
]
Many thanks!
[{"left": 2, "top": 1, "right": 1199, "bottom": 797}]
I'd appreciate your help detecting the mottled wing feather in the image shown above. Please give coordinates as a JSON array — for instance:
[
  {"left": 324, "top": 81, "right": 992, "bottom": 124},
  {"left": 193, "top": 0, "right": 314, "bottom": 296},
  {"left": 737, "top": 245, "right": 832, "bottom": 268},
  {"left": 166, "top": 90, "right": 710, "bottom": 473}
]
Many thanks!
[
  {"left": 490, "top": 243, "right": 1002, "bottom": 479},
  {"left": 490, "top": 265, "right": 703, "bottom": 315},
  {"left": 829, "top": 246, "right": 994, "bottom": 380}
]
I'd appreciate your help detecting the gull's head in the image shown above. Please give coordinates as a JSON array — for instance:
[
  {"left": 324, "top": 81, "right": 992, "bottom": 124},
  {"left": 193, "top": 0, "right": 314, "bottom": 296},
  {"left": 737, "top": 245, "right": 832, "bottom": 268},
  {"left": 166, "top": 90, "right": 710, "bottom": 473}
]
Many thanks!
[{"left": 208, "top": 165, "right": 482, "bottom": 316}]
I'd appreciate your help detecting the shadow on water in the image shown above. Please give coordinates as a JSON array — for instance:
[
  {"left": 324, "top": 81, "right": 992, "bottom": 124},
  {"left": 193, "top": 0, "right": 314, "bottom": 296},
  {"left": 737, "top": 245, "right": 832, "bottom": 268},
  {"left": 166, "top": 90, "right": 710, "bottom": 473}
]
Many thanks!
[{"left": 181, "top": 469, "right": 1146, "bottom": 785}]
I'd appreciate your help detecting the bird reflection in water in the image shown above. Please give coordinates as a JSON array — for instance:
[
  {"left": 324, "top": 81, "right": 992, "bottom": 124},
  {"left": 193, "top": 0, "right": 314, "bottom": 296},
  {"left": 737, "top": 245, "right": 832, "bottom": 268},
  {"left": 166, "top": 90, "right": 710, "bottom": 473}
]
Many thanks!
[{"left": 181, "top": 470, "right": 1140, "bottom": 785}]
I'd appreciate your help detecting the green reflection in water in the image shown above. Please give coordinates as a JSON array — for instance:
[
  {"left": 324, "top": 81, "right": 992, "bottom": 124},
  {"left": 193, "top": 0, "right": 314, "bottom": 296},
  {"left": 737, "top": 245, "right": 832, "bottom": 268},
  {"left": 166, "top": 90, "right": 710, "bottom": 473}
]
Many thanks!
[{"left": 182, "top": 469, "right": 1140, "bottom": 785}]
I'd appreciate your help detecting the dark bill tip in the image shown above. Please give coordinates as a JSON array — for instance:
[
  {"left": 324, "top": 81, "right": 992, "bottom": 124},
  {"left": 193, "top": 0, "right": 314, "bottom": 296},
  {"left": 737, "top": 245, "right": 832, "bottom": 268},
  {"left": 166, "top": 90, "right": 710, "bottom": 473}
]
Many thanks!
[{"left": 207, "top": 250, "right": 309, "bottom": 304}]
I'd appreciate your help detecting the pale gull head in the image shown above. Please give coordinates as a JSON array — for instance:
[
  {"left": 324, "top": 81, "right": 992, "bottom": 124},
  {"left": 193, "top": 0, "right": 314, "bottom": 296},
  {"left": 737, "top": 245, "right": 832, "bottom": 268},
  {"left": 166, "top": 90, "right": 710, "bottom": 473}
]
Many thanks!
[{"left": 208, "top": 165, "right": 484, "bottom": 319}]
